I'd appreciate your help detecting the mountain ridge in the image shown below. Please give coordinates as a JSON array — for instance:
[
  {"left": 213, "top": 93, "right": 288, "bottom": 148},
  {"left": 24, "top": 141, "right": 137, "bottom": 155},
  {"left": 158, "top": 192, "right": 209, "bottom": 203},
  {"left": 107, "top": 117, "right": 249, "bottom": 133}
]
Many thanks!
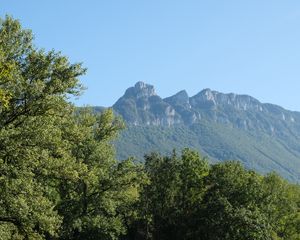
[{"left": 113, "top": 82, "right": 300, "bottom": 130}]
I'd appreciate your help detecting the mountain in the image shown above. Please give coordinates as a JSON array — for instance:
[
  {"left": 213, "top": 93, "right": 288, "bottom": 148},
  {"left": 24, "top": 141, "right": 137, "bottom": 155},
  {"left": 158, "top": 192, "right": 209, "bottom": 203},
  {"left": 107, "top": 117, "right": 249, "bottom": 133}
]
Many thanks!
[{"left": 102, "top": 81, "right": 300, "bottom": 182}]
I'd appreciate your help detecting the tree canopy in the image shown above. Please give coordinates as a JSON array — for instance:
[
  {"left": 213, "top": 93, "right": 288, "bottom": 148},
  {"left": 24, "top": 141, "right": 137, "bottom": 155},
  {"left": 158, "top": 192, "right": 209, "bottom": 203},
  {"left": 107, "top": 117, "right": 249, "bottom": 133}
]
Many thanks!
[{"left": 131, "top": 152, "right": 300, "bottom": 240}]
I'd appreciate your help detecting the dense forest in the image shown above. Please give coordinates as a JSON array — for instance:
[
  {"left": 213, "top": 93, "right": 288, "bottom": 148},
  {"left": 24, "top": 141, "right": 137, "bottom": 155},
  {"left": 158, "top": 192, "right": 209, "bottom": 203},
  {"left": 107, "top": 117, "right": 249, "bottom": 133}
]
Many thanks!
[{"left": 0, "top": 16, "right": 299, "bottom": 240}]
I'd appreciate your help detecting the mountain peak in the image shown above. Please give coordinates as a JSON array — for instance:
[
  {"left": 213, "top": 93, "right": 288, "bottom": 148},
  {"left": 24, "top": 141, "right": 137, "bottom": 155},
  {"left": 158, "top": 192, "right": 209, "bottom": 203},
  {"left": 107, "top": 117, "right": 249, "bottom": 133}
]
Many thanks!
[
  {"left": 123, "top": 81, "right": 157, "bottom": 99},
  {"left": 134, "top": 81, "right": 148, "bottom": 89},
  {"left": 113, "top": 82, "right": 181, "bottom": 126},
  {"left": 134, "top": 81, "right": 155, "bottom": 93},
  {"left": 175, "top": 90, "right": 189, "bottom": 98},
  {"left": 201, "top": 88, "right": 212, "bottom": 93},
  {"left": 164, "top": 90, "right": 190, "bottom": 108}
]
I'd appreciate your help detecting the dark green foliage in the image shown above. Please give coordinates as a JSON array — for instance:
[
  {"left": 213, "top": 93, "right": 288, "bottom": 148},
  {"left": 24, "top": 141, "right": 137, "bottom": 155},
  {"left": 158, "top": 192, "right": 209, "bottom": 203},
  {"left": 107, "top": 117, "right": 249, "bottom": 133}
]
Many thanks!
[
  {"left": 200, "top": 162, "right": 272, "bottom": 240},
  {"left": 138, "top": 149, "right": 209, "bottom": 240},
  {"left": 128, "top": 151, "right": 300, "bottom": 240}
]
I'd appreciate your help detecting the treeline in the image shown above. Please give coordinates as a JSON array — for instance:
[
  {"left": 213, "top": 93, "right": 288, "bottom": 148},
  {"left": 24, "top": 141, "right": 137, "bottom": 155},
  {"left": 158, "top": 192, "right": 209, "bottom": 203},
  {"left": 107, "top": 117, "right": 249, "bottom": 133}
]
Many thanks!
[{"left": 0, "top": 16, "right": 299, "bottom": 240}]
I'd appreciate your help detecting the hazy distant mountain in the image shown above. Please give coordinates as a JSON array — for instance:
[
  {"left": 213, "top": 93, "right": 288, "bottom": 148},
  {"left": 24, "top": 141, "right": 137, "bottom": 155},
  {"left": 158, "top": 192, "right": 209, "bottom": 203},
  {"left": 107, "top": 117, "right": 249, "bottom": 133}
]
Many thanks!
[{"left": 97, "top": 82, "right": 300, "bottom": 182}]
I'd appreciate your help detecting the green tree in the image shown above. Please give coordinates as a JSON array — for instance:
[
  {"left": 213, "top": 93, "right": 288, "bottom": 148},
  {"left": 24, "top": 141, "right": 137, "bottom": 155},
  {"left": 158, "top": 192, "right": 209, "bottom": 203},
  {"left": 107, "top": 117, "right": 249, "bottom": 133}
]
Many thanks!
[
  {"left": 200, "top": 161, "right": 273, "bottom": 240},
  {"left": 56, "top": 108, "right": 145, "bottom": 240},
  {"left": 137, "top": 149, "right": 209, "bottom": 240},
  {"left": 261, "top": 173, "right": 300, "bottom": 239},
  {"left": 0, "top": 16, "right": 86, "bottom": 239},
  {"left": 0, "top": 16, "right": 146, "bottom": 240}
]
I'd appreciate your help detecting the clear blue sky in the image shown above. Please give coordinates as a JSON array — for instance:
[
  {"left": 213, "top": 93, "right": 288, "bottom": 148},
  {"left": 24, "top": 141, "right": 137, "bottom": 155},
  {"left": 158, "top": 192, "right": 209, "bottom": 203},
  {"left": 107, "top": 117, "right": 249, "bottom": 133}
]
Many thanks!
[{"left": 2, "top": 1, "right": 300, "bottom": 110}]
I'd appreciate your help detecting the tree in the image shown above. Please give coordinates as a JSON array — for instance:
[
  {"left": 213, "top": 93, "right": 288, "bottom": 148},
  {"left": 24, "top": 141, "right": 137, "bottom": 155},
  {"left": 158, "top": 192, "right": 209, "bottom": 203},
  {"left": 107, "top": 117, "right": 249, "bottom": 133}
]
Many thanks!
[
  {"left": 0, "top": 15, "right": 86, "bottom": 239},
  {"left": 137, "top": 149, "right": 209, "bottom": 240},
  {"left": 200, "top": 161, "right": 273, "bottom": 240},
  {"left": 0, "top": 16, "right": 145, "bottom": 240},
  {"left": 56, "top": 108, "right": 145, "bottom": 240},
  {"left": 261, "top": 173, "right": 300, "bottom": 239}
]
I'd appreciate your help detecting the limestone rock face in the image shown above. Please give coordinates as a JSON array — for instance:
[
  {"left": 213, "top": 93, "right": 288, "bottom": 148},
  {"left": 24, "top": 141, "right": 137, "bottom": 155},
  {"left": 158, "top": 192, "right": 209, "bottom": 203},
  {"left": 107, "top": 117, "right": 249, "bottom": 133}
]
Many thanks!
[
  {"left": 164, "top": 90, "right": 200, "bottom": 125},
  {"left": 113, "top": 81, "right": 300, "bottom": 133},
  {"left": 165, "top": 90, "right": 190, "bottom": 109}
]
